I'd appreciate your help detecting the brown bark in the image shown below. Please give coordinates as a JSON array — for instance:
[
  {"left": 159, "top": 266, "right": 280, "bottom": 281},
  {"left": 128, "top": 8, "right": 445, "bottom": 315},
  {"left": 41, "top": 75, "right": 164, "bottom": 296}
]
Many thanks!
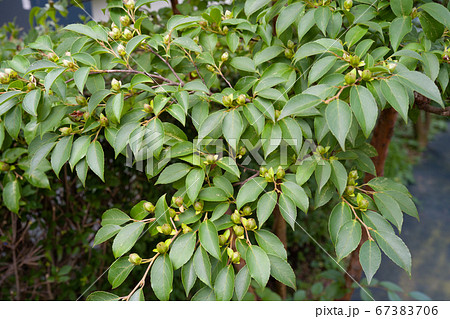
[
  {"left": 272, "top": 202, "right": 287, "bottom": 300},
  {"left": 341, "top": 107, "right": 398, "bottom": 300},
  {"left": 170, "top": 0, "right": 180, "bottom": 15}
]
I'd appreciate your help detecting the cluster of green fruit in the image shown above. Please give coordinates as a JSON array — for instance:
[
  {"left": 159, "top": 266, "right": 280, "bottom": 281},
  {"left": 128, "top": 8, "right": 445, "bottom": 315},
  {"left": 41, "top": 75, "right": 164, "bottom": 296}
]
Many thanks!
[
  {"left": 259, "top": 166, "right": 285, "bottom": 182},
  {"left": 344, "top": 170, "right": 369, "bottom": 211}
]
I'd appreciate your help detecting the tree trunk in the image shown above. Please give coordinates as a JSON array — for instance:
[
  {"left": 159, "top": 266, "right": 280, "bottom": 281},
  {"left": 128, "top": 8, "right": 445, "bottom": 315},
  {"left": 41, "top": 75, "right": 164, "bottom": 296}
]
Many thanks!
[
  {"left": 170, "top": 0, "right": 180, "bottom": 15},
  {"left": 272, "top": 202, "right": 287, "bottom": 299},
  {"left": 340, "top": 107, "right": 398, "bottom": 300}
]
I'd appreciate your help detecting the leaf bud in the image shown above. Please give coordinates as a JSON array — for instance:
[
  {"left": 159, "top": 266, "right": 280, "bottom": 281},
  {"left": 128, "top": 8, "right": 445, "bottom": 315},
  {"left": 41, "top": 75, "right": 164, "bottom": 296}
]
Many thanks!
[
  {"left": 143, "top": 101, "right": 153, "bottom": 113},
  {"left": 123, "top": 28, "right": 133, "bottom": 40},
  {"left": 206, "top": 154, "right": 216, "bottom": 164},
  {"left": 275, "top": 109, "right": 281, "bottom": 120},
  {"left": 224, "top": 10, "right": 233, "bottom": 20},
  {"left": 387, "top": 63, "right": 397, "bottom": 73},
  {"left": 239, "top": 146, "right": 247, "bottom": 156},
  {"left": 124, "top": 0, "right": 135, "bottom": 10},
  {"left": 128, "top": 253, "right": 142, "bottom": 265},
  {"left": 117, "top": 44, "right": 126, "bottom": 56},
  {"left": 206, "top": 64, "right": 215, "bottom": 72},
  {"left": 163, "top": 34, "right": 171, "bottom": 45},
  {"left": 156, "top": 241, "right": 168, "bottom": 254},
  {"left": 48, "top": 52, "right": 59, "bottom": 62},
  {"left": 227, "top": 247, "right": 234, "bottom": 259},
  {"left": 27, "top": 82, "right": 36, "bottom": 90},
  {"left": 0, "top": 72, "right": 9, "bottom": 84},
  {"left": 143, "top": 201, "right": 155, "bottom": 213},
  {"left": 222, "top": 26, "right": 229, "bottom": 34}
]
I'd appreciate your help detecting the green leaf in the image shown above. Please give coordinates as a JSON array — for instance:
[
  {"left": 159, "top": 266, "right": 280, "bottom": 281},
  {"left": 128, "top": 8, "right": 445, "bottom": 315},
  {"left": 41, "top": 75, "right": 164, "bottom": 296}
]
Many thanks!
[
  {"left": 330, "top": 160, "right": 347, "bottom": 196},
  {"left": 254, "top": 229, "right": 287, "bottom": 260},
  {"left": 245, "top": 0, "right": 271, "bottom": 16},
  {"left": 314, "top": 6, "right": 331, "bottom": 35},
  {"left": 126, "top": 35, "right": 150, "bottom": 55},
  {"left": 86, "top": 291, "right": 119, "bottom": 301},
  {"left": 86, "top": 141, "right": 104, "bottom": 181},
  {"left": 129, "top": 288, "right": 145, "bottom": 301},
  {"left": 223, "top": 109, "right": 243, "bottom": 151},
  {"left": 74, "top": 67, "right": 90, "bottom": 93},
  {"left": 214, "top": 176, "right": 233, "bottom": 198},
  {"left": 420, "top": 2, "right": 450, "bottom": 29},
  {"left": 169, "top": 232, "right": 196, "bottom": 269},
  {"left": 3, "top": 180, "right": 21, "bottom": 214},
  {"left": 280, "top": 181, "right": 309, "bottom": 213},
  {"left": 396, "top": 71, "right": 444, "bottom": 107},
  {"left": 308, "top": 56, "right": 337, "bottom": 85},
  {"left": 193, "top": 246, "right": 212, "bottom": 287},
  {"left": 279, "top": 117, "right": 303, "bottom": 155},
  {"left": 22, "top": 89, "right": 41, "bottom": 116},
  {"left": 294, "top": 42, "right": 327, "bottom": 63},
  {"left": 211, "top": 202, "right": 230, "bottom": 221},
  {"left": 44, "top": 68, "right": 65, "bottom": 94},
  {"left": 297, "top": 10, "right": 315, "bottom": 42},
  {"left": 154, "top": 194, "right": 170, "bottom": 226},
  {"left": 192, "top": 287, "right": 215, "bottom": 301},
  {"left": 109, "top": 92, "right": 124, "bottom": 123},
  {"left": 69, "top": 136, "right": 91, "bottom": 170},
  {"left": 422, "top": 52, "right": 439, "bottom": 82},
  {"left": 198, "top": 187, "right": 228, "bottom": 202},
  {"left": 278, "top": 193, "right": 297, "bottom": 230},
  {"left": 349, "top": 85, "right": 378, "bottom": 138},
  {"left": 359, "top": 240, "right": 381, "bottom": 285},
  {"left": 64, "top": 23, "right": 106, "bottom": 41},
  {"left": 226, "top": 32, "right": 239, "bottom": 53},
  {"left": 129, "top": 201, "right": 149, "bottom": 221},
  {"left": 373, "top": 192, "right": 403, "bottom": 231},
  {"left": 151, "top": 254, "right": 173, "bottom": 301},
  {"left": 236, "top": 177, "right": 267, "bottom": 209},
  {"left": 199, "top": 220, "right": 221, "bottom": 260},
  {"left": 329, "top": 201, "right": 352, "bottom": 244},
  {"left": 389, "top": 16, "right": 411, "bottom": 52},
  {"left": 374, "top": 230, "right": 411, "bottom": 274},
  {"left": 390, "top": 0, "right": 413, "bottom": 17},
  {"left": 254, "top": 46, "right": 284, "bottom": 66},
  {"left": 185, "top": 168, "right": 205, "bottom": 202},
  {"left": 235, "top": 265, "right": 251, "bottom": 301},
  {"left": 230, "top": 57, "right": 256, "bottom": 73},
  {"left": 101, "top": 208, "right": 131, "bottom": 226},
  {"left": 112, "top": 222, "right": 145, "bottom": 258},
  {"left": 336, "top": 220, "right": 362, "bottom": 261},
  {"left": 380, "top": 79, "right": 409, "bottom": 123},
  {"left": 51, "top": 136, "right": 73, "bottom": 177},
  {"left": 325, "top": 99, "right": 352, "bottom": 151},
  {"left": 217, "top": 156, "right": 240, "bottom": 178},
  {"left": 276, "top": 2, "right": 304, "bottom": 36},
  {"left": 181, "top": 258, "right": 197, "bottom": 297},
  {"left": 261, "top": 122, "right": 282, "bottom": 158},
  {"left": 315, "top": 160, "right": 331, "bottom": 193},
  {"left": 88, "top": 89, "right": 111, "bottom": 113},
  {"left": 25, "top": 60, "right": 58, "bottom": 74},
  {"left": 214, "top": 265, "right": 235, "bottom": 301},
  {"left": 156, "top": 163, "right": 191, "bottom": 185},
  {"left": 246, "top": 245, "right": 271, "bottom": 287},
  {"left": 256, "top": 191, "right": 277, "bottom": 228},
  {"left": 419, "top": 12, "right": 445, "bottom": 42},
  {"left": 108, "top": 257, "right": 135, "bottom": 289},
  {"left": 93, "top": 225, "right": 121, "bottom": 246},
  {"left": 345, "top": 25, "right": 368, "bottom": 48},
  {"left": 198, "top": 111, "right": 226, "bottom": 140},
  {"left": 296, "top": 158, "right": 317, "bottom": 186},
  {"left": 268, "top": 254, "right": 296, "bottom": 289}
]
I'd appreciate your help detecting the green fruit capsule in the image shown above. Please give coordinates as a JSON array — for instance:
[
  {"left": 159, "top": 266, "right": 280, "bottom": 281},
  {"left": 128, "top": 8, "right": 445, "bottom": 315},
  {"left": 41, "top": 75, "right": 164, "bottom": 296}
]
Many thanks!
[
  {"left": 345, "top": 185, "right": 355, "bottom": 196},
  {"left": 344, "top": 71, "right": 356, "bottom": 85},
  {"left": 348, "top": 170, "right": 358, "bottom": 180},
  {"left": 0, "top": 72, "right": 10, "bottom": 84},
  {"left": 206, "top": 154, "right": 216, "bottom": 164},
  {"left": 193, "top": 201, "right": 204, "bottom": 212},
  {"left": 287, "top": 40, "right": 295, "bottom": 49},
  {"left": 169, "top": 208, "right": 177, "bottom": 219},
  {"left": 259, "top": 166, "right": 268, "bottom": 177},
  {"left": 276, "top": 166, "right": 285, "bottom": 180},
  {"left": 221, "top": 52, "right": 229, "bottom": 62},
  {"left": 358, "top": 198, "right": 370, "bottom": 211},
  {"left": 231, "top": 211, "right": 241, "bottom": 224},
  {"left": 59, "top": 127, "right": 72, "bottom": 136},
  {"left": 231, "top": 251, "right": 241, "bottom": 264},
  {"left": 0, "top": 161, "right": 10, "bottom": 171},
  {"left": 218, "top": 235, "right": 227, "bottom": 246},
  {"left": 128, "top": 253, "right": 142, "bottom": 265},
  {"left": 236, "top": 94, "right": 246, "bottom": 106},
  {"left": 120, "top": 15, "right": 131, "bottom": 27},
  {"left": 344, "top": 0, "right": 353, "bottom": 10},
  {"left": 361, "top": 69, "right": 372, "bottom": 81},
  {"left": 156, "top": 242, "right": 168, "bottom": 254},
  {"left": 222, "top": 94, "right": 233, "bottom": 107},
  {"left": 284, "top": 48, "right": 294, "bottom": 59},
  {"left": 233, "top": 225, "right": 244, "bottom": 237},
  {"left": 242, "top": 206, "right": 252, "bottom": 216},
  {"left": 99, "top": 114, "right": 109, "bottom": 127},
  {"left": 111, "top": 78, "right": 121, "bottom": 91},
  {"left": 143, "top": 202, "right": 155, "bottom": 213},
  {"left": 246, "top": 218, "right": 257, "bottom": 230},
  {"left": 143, "top": 102, "right": 153, "bottom": 113},
  {"left": 160, "top": 224, "right": 172, "bottom": 235},
  {"left": 174, "top": 196, "right": 183, "bottom": 207},
  {"left": 76, "top": 95, "right": 87, "bottom": 106}
]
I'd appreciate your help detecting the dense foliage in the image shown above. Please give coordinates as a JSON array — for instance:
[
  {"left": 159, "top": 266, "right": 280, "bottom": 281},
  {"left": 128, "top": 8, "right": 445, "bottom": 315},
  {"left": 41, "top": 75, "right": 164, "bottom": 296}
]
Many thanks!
[{"left": 1, "top": 0, "right": 449, "bottom": 300}]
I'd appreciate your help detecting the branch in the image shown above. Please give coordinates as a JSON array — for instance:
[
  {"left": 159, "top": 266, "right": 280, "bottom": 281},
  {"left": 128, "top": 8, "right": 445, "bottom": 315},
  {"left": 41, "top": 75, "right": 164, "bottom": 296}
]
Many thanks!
[
  {"left": 147, "top": 46, "right": 184, "bottom": 85},
  {"left": 414, "top": 92, "right": 450, "bottom": 116}
]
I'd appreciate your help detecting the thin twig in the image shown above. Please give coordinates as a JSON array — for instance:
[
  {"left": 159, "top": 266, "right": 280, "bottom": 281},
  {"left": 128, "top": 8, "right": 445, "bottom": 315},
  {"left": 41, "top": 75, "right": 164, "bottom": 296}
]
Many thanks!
[{"left": 147, "top": 46, "right": 184, "bottom": 85}]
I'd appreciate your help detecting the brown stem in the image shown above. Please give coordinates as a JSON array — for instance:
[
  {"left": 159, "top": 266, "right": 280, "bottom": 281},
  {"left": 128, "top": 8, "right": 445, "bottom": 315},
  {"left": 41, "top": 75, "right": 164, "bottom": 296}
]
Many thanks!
[
  {"left": 272, "top": 195, "right": 287, "bottom": 300},
  {"left": 11, "top": 213, "right": 21, "bottom": 300},
  {"left": 340, "top": 107, "right": 398, "bottom": 300},
  {"left": 147, "top": 46, "right": 184, "bottom": 85},
  {"left": 170, "top": 0, "right": 180, "bottom": 15},
  {"left": 414, "top": 92, "right": 450, "bottom": 116}
]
